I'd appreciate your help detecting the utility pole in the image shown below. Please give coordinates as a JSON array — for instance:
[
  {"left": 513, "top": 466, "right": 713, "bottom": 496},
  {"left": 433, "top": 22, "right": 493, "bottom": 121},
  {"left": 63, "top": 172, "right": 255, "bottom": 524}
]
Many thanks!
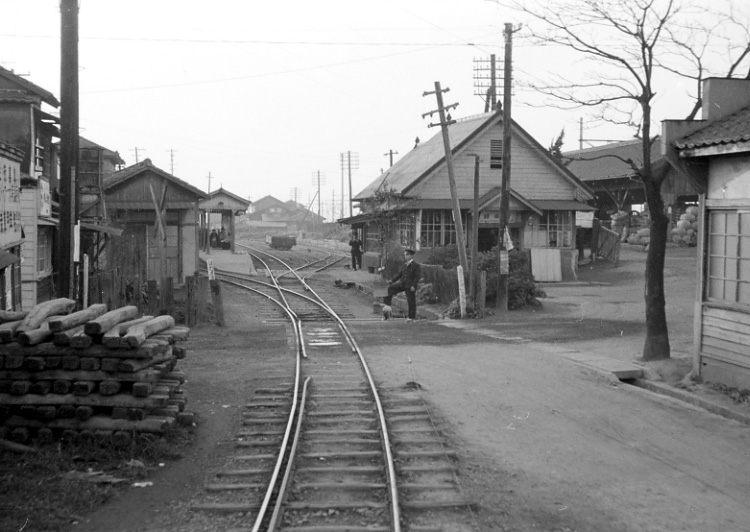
[
  {"left": 344, "top": 151, "right": 358, "bottom": 217},
  {"left": 206, "top": 172, "right": 212, "bottom": 194},
  {"left": 383, "top": 149, "right": 398, "bottom": 167},
  {"left": 340, "top": 153, "right": 345, "bottom": 218},
  {"left": 167, "top": 149, "right": 176, "bottom": 174},
  {"left": 130, "top": 147, "right": 144, "bottom": 163},
  {"left": 311, "top": 171, "right": 325, "bottom": 221},
  {"left": 59, "top": 0, "right": 79, "bottom": 299},
  {"left": 497, "top": 23, "right": 516, "bottom": 310},
  {"left": 423, "top": 82, "right": 468, "bottom": 274}
]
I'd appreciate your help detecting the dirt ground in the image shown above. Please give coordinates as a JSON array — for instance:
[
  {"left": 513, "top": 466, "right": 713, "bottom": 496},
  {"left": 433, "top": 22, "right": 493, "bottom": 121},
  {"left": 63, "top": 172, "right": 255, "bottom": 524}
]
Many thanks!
[{"left": 66, "top": 245, "right": 750, "bottom": 532}]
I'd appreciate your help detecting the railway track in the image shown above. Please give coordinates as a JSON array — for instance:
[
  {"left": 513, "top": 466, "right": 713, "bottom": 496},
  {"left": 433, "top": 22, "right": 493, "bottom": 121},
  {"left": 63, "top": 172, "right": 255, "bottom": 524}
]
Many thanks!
[{"left": 191, "top": 245, "right": 476, "bottom": 531}]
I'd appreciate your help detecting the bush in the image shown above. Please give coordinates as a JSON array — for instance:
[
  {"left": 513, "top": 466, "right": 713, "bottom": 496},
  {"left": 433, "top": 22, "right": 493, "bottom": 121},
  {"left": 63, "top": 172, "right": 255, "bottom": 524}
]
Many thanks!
[
  {"left": 422, "top": 245, "right": 546, "bottom": 310},
  {"left": 424, "top": 244, "right": 461, "bottom": 270},
  {"left": 477, "top": 247, "right": 545, "bottom": 309}
]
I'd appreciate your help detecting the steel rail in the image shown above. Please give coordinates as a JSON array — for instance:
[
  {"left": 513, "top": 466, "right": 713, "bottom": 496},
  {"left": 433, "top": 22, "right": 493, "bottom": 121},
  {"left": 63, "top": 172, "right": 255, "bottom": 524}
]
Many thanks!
[
  {"left": 267, "top": 376, "right": 312, "bottom": 532},
  {"left": 212, "top": 246, "right": 402, "bottom": 531}
]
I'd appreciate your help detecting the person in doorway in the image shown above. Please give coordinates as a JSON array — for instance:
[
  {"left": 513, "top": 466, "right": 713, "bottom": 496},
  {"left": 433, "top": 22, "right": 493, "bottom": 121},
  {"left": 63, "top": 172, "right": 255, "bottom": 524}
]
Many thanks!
[
  {"left": 349, "top": 233, "right": 363, "bottom": 270},
  {"left": 209, "top": 229, "right": 219, "bottom": 248},
  {"left": 218, "top": 226, "right": 227, "bottom": 242},
  {"left": 382, "top": 248, "right": 420, "bottom": 321}
]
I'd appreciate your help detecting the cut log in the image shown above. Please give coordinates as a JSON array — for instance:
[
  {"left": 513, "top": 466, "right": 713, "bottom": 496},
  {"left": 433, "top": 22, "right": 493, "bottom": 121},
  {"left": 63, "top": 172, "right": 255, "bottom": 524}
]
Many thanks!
[
  {"left": 52, "top": 380, "right": 72, "bottom": 395},
  {"left": 4, "top": 356, "right": 23, "bottom": 369},
  {"left": 17, "top": 321, "right": 55, "bottom": 346},
  {"left": 0, "top": 310, "right": 28, "bottom": 324},
  {"left": 62, "top": 356, "right": 80, "bottom": 371},
  {"left": 84, "top": 306, "right": 140, "bottom": 335},
  {"left": 0, "top": 319, "right": 22, "bottom": 342},
  {"left": 0, "top": 437, "right": 38, "bottom": 453},
  {"left": 53, "top": 325, "right": 85, "bottom": 346},
  {"left": 102, "top": 315, "right": 154, "bottom": 349},
  {"left": 122, "top": 316, "right": 175, "bottom": 348},
  {"left": 10, "top": 380, "right": 31, "bottom": 395},
  {"left": 30, "top": 381, "right": 52, "bottom": 395},
  {"left": 73, "top": 381, "right": 97, "bottom": 396},
  {"left": 24, "top": 357, "right": 46, "bottom": 372},
  {"left": 160, "top": 326, "right": 190, "bottom": 341},
  {"left": 48, "top": 304, "right": 108, "bottom": 332},
  {"left": 99, "top": 380, "right": 122, "bottom": 396},
  {"left": 17, "top": 298, "right": 76, "bottom": 333},
  {"left": 0, "top": 368, "right": 163, "bottom": 383},
  {"left": 70, "top": 331, "right": 93, "bottom": 349},
  {"left": 79, "top": 357, "right": 101, "bottom": 371},
  {"left": 0, "top": 340, "right": 170, "bottom": 359},
  {"left": 132, "top": 382, "right": 153, "bottom": 398},
  {"left": 75, "top": 406, "right": 94, "bottom": 421}
]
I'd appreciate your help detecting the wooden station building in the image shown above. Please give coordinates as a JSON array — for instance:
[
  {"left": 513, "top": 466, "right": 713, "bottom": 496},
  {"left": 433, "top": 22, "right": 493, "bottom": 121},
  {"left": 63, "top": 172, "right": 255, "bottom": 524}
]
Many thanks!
[
  {"left": 103, "top": 159, "right": 207, "bottom": 284},
  {"left": 198, "top": 187, "right": 250, "bottom": 253}
]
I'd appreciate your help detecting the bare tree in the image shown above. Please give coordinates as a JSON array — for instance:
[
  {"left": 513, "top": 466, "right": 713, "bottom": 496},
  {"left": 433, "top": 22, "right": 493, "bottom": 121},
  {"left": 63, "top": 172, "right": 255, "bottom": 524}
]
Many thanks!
[{"left": 493, "top": 0, "right": 749, "bottom": 360}]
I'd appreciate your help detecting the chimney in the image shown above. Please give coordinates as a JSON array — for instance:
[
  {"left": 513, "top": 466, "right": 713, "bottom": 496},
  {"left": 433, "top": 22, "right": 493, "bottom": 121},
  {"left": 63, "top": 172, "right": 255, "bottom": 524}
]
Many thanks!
[{"left": 702, "top": 78, "right": 750, "bottom": 121}]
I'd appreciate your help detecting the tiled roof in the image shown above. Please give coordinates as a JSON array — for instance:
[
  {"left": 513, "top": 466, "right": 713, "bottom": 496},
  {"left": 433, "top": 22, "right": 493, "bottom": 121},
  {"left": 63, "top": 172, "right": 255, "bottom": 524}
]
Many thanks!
[
  {"left": 0, "top": 66, "right": 59, "bottom": 107},
  {"left": 674, "top": 105, "right": 750, "bottom": 150},
  {"left": 0, "top": 88, "right": 36, "bottom": 103},
  {"left": 563, "top": 138, "right": 661, "bottom": 182}
]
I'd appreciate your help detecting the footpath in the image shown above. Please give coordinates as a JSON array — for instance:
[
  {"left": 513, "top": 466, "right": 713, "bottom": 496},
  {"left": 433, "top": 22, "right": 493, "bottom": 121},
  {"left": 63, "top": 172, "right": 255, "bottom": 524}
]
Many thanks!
[{"left": 202, "top": 244, "right": 750, "bottom": 429}]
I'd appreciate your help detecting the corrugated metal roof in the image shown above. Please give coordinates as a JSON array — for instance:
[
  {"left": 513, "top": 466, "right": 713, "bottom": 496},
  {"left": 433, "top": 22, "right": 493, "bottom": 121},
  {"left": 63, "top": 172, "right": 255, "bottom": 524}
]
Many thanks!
[
  {"left": 674, "top": 105, "right": 750, "bottom": 150},
  {"left": 563, "top": 138, "right": 661, "bottom": 182}
]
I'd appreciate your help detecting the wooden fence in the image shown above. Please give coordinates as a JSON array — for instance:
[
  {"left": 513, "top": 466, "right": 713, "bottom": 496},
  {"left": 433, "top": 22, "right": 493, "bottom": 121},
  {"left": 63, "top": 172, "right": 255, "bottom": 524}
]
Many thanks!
[
  {"left": 596, "top": 226, "right": 621, "bottom": 266},
  {"left": 87, "top": 271, "right": 215, "bottom": 326}
]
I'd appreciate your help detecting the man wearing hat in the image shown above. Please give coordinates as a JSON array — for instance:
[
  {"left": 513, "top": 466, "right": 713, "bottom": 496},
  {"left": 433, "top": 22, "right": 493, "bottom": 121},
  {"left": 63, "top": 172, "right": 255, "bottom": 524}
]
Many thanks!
[{"left": 382, "top": 248, "right": 421, "bottom": 321}]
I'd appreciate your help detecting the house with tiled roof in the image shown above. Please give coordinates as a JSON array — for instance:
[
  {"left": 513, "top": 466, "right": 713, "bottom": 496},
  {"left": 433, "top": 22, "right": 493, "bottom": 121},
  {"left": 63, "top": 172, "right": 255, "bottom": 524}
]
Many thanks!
[
  {"left": 103, "top": 158, "right": 208, "bottom": 283},
  {"left": 662, "top": 77, "right": 750, "bottom": 390},
  {"left": 0, "top": 65, "right": 61, "bottom": 308},
  {"left": 342, "top": 109, "right": 595, "bottom": 281}
]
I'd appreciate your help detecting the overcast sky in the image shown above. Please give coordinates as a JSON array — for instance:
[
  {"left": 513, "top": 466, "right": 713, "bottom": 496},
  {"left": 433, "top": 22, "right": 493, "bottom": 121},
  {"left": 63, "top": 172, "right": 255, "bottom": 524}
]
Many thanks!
[{"left": 1, "top": 0, "right": 744, "bottom": 220}]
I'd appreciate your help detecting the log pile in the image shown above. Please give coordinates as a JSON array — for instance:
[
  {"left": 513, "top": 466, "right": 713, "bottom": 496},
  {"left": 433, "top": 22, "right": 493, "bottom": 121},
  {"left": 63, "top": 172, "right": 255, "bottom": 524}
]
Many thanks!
[{"left": 0, "top": 300, "right": 191, "bottom": 445}]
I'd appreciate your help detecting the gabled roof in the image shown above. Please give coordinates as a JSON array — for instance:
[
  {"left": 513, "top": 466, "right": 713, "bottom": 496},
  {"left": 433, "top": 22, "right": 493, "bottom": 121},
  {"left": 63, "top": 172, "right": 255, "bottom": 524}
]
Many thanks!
[
  {"left": 80, "top": 136, "right": 125, "bottom": 166},
  {"left": 104, "top": 158, "right": 208, "bottom": 198},
  {"left": 563, "top": 138, "right": 662, "bottom": 182},
  {"left": 356, "top": 110, "right": 593, "bottom": 201},
  {"left": 207, "top": 187, "right": 251, "bottom": 207},
  {"left": 252, "top": 195, "right": 289, "bottom": 211},
  {"left": 674, "top": 105, "right": 750, "bottom": 152},
  {"left": 0, "top": 66, "right": 59, "bottom": 107}
]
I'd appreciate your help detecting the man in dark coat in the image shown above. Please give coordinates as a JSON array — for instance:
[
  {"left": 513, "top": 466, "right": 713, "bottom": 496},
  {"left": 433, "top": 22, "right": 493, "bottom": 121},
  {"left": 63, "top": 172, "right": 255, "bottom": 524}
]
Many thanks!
[
  {"left": 348, "top": 233, "right": 363, "bottom": 270},
  {"left": 382, "top": 248, "right": 421, "bottom": 321}
]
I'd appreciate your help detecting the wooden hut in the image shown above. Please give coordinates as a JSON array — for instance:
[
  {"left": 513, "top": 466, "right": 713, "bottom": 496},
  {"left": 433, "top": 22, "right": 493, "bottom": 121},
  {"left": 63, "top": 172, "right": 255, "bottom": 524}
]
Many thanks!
[
  {"left": 103, "top": 159, "right": 207, "bottom": 284},
  {"left": 198, "top": 187, "right": 250, "bottom": 253}
]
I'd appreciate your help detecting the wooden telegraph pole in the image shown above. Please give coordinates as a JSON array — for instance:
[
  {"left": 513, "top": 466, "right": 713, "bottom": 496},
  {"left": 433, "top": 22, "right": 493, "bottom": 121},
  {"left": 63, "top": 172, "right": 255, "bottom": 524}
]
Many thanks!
[
  {"left": 59, "top": 0, "right": 79, "bottom": 299},
  {"left": 497, "top": 23, "right": 515, "bottom": 310},
  {"left": 423, "top": 82, "right": 468, "bottom": 273}
]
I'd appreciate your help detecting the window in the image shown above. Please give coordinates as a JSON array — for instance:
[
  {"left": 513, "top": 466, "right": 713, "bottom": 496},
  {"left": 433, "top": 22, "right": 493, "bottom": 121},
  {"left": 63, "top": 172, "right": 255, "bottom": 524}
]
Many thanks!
[
  {"left": 419, "top": 210, "right": 463, "bottom": 248},
  {"left": 396, "top": 213, "right": 416, "bottom": 249},
  {"left": 490, "top": 139, "right": 503, "bottom": 169},
  {"left": 37, "top": 226, "right": 53, "bottom": 273},
  {"left": 707, "top": 210, "right": 750, "bottom": 307},
  {"left": 539, "top": 211, "right": 572, "bottom": 248}
]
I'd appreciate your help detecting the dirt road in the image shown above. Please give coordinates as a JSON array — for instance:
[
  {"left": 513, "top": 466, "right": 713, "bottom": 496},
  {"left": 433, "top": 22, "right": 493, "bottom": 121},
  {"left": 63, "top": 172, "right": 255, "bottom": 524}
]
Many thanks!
[{"left": 69, "top": 246, "right": 750, "bottom": 532}]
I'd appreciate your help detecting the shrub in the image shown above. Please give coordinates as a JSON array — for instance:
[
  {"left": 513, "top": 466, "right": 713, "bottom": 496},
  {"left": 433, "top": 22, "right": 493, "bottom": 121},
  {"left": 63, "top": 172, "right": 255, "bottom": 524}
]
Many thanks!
[{"left": 424, "top": 244, "right": 461, "bottom": 270}]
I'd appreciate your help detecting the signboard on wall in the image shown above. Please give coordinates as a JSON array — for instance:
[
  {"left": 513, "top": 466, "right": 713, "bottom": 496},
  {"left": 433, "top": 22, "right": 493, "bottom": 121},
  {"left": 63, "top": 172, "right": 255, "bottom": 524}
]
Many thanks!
[
  {"left": 576, "top": 211, "right": 594, "bottom": 228},
  {"left": 39, "top": 179, "right": 51, "bottom": 216}
]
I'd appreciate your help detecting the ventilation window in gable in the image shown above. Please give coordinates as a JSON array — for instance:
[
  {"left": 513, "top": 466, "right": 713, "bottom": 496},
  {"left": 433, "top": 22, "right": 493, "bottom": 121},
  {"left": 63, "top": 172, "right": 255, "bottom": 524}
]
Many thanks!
[{"left": 490, "top": 139, "right": 503, "bottom": 169}]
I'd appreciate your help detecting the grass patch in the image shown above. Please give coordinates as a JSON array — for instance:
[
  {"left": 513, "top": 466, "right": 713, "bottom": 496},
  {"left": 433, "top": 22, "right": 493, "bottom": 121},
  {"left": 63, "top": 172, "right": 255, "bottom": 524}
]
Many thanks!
[{"left": 0, "top": 424, "right": 196, "bottom": 532}]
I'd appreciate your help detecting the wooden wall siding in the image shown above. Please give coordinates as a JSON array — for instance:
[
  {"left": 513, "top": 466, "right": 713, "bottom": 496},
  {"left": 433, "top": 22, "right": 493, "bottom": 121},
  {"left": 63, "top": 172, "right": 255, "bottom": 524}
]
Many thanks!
[
  {"left": 412, "top": 123, "right": 577, "bottom": 202},
  {"left": 106, "top": 172, "right": 199, "bottom": 206},
  {"left": 700, "top": 306, "right": 750, "bottom": 386}
]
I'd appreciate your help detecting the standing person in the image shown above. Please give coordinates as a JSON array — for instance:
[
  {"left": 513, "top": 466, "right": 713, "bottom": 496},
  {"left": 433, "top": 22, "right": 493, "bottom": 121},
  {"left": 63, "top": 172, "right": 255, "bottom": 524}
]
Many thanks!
[
  {"left": 382, "top": 248, "right": 420, "bottom": 321},
  {"left": 209, "top": 229, "right": 219, "bottom": 248},
  {"left": 349, "top": 233, "right": 363, "bottom": 271}
]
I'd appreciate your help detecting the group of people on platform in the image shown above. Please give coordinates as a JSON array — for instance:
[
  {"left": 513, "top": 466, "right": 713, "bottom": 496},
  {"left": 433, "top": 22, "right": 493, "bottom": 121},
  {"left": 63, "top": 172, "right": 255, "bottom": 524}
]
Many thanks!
[
  {"left": 349, "top": 232, "right": 421, "bottom": 322},
  {"left": 209, "top": 226, "right": 229, "bottom": 249}
]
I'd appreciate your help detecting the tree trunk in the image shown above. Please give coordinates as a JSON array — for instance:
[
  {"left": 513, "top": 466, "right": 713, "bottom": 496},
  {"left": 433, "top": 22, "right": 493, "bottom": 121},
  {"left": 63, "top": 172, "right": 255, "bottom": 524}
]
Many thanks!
[{"left": 642, "top": 188, "right": 671, "bottom": 361}]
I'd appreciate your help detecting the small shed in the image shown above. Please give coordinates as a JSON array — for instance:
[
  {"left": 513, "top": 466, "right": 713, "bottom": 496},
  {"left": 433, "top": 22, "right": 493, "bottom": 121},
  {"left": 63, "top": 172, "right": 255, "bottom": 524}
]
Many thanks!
[
  {"left": 103, "top": 159, "right": 208, "bottom": 284},
  {"left": 199, "top": 187, "right": 250, "bottom": 253}
]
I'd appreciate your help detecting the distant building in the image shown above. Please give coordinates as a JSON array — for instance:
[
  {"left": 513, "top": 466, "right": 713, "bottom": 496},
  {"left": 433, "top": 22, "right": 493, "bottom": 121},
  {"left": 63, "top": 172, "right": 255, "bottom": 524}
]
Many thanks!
[
  {"left": 199, "top": 187, "right": 250, "bottom": 253},
  {"left": 247, "top": 195, "right": 325, "bottom": 234}
]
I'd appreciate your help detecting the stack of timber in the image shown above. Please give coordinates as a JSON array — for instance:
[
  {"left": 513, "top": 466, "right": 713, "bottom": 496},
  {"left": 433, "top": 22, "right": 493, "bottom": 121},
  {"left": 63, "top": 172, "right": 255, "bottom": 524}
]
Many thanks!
[{"left": 0, "top": 300, "right": 191, "bottom": 445}]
